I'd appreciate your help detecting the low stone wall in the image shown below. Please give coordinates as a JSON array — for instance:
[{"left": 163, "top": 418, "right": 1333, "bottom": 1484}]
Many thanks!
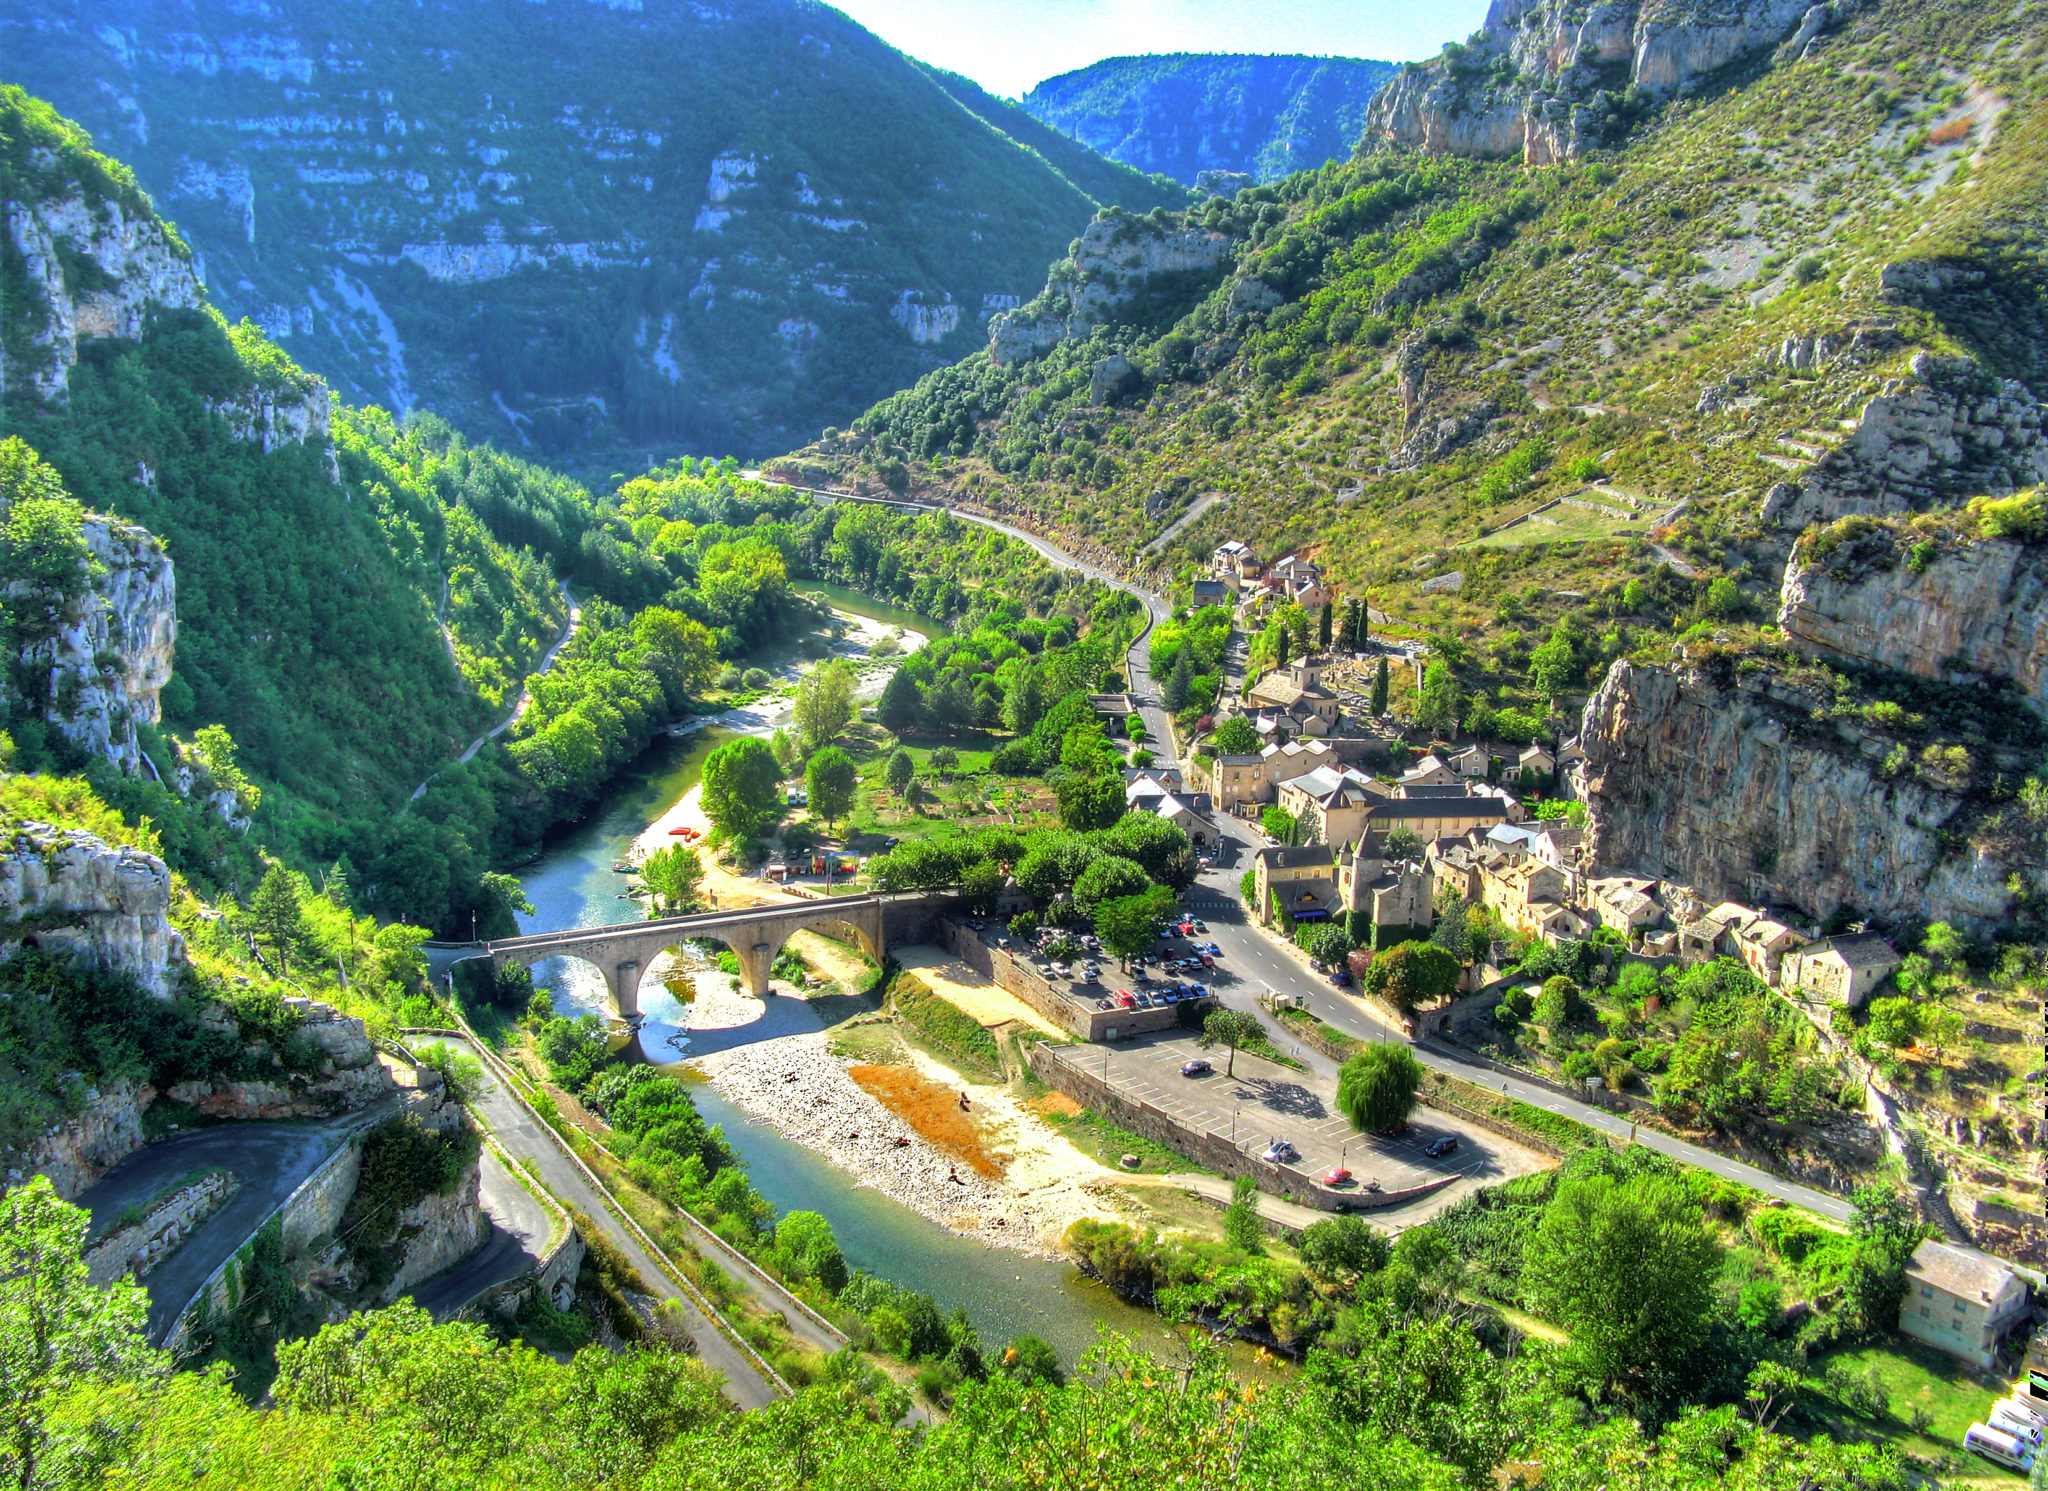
[
  {"left": 84, "top": 1170, "right": 236, "bottom": 1286},
  {"left": 938, "top": 921, "right": 1193, "bottom": 1042},
  {"left": 1029, "top": 1045, "right": 1454, "bottom": 1214}
]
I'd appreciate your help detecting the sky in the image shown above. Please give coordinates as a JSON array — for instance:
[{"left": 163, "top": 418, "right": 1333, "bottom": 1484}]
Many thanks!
[{"left": 826, "top": 0, "right": 1494, "bottom": 99}]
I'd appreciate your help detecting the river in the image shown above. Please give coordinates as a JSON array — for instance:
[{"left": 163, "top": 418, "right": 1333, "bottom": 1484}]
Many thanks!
[{"left": 513, "top": 591, "right": 1181, "bottom": 1366}]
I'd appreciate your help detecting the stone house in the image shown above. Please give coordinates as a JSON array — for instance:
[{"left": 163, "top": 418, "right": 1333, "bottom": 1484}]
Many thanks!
[
  {"left": 1196, "top": 752, "right": 1268, "bottom": 811},
  {"left": 1245, "top": 659, "right": 1343, "bottom": 730},
  {"left": 1481, "top": 860, "right": 1587, "bottom": 942},
  {"left": 1900, "top": 1240, "right": 2031, "bottom": 1369},
  {"left": 1783, "top": 933, "right": 1902, "bottom": 1008},
  {"left": 1279, "top": 766, "right": 1389, "bottom": 846},
  {"left": 1251, "top": 838, "right": 1431, "bottom": 937},
  {"left": 1732, "top": 916, "right": 1807, "bottom": 988},
  {"left": 1209, "top": 540, "right": 1262, "bottom": 590},
  {"left": 1591, "top": 876, "right": 1664, "bottom": 932},
  {"left": 1263, "top": 739, "right": 1339, "bottom": 791},
  {"left": 1359, "top": 792, "right": 1513, "bottom": 843},
  {"left": 1399, "top": 754, "right": 1461, "bottom": 788},
  {"left": 1450, "top": 745, "right": 1492, "bottom": 778},
  {"left": 1150, "top": 791, "right": 1216, "bottom": 845},
  {"left": 1517, "top": 745, "right": 1556, "bottom": 780},
  {"left": 1190, "top": 577, "right": 1229, "bottom": 606}
]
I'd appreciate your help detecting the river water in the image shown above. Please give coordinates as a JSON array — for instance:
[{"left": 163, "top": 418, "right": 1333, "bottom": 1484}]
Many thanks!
[{"left": 513, "top": 595, "right": 1180, "bottom": 1366}]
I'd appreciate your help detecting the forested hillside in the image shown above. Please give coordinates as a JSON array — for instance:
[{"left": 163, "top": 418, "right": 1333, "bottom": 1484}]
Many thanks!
[
  {"left": 788, "top": 0, "right": 2048, "bottom": 934},
  {"left": 1021, "top": 54, "right": 1398, "bottom": 184},
  {"left": 0, "top": 0, "right": 1184, "bottom": 469}
]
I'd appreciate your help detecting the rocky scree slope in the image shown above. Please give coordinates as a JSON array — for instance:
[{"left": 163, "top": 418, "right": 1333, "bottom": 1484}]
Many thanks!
[
  {"left": 1021, "top": 54, "right": 1399, "bottom": 186},
  {"left": 787, "top": 0, "right": 2048, "bottom": 934},
  {"left": 1, "top": 0, "right": 1183, "bottom": 466}
]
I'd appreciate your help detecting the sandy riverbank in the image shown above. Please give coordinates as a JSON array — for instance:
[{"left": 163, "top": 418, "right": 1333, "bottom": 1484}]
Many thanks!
[{"left": 684, "top": 975, "right": 1134, "bottom": 1259}]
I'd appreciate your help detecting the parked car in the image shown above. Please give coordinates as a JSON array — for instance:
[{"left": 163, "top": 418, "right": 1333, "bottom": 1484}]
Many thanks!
[
  {"left": 1197, "top": 953, "right": 1214, "bottom": 967},
  {"left": 1204, "top": 943, "right": 1222, "bottom": 955},
  {"left": 1193, "top": 919, "right": 1207, "bottom": 932},
  {"left": 1260, "top": 1140, "right": 1300, "bottom": 1164},
  {"left": 1082, "top": 970, "right": 1100, "bottom": 983},
  {"left": 1331, "top": 970, "right": 1353, "bottom": 987},
  {"left": 1377, "top": 1121, "right": 1411, "bottom": 1139},
  {"left": 1425, "top": 1136, "right": 1460, "bottom": 1159},
  {"left": 1323, "top": 1167, "right": 1353, "bottom": 1187},
  {"left": 1180, "top": 1058, "right": 1213, "bottom": 1077},
  {"left": 1363, "top": 1177, "right": 1383, "bottom": 1193}
]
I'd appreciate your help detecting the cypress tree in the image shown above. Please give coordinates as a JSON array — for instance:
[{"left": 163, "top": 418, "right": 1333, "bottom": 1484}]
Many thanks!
[
  {"left": 1371, "top": 656, "right": 1390, "bottom": 716},
  {"left": 1317, "top": 601, "right": 1333, "bottom": 651},
  {"left": 1276, "top": 628, "right": 1291, "bottom": 669}
]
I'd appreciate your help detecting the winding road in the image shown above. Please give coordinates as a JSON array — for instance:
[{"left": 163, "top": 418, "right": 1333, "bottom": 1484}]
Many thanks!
[{"left": 408, "top": 580, "right": 581, "bottom": 805}]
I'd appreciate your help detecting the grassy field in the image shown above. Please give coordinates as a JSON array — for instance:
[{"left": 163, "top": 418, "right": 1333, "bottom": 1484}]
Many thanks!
[
  {"left": 1804, "top": 1337, "right": 2027, "bottom": 1483},
  {"left": 1464, "top": 500, "right": 1646, "bottom": 550}
]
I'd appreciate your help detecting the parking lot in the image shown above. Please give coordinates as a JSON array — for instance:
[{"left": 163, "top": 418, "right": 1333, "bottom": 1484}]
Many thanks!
[{"left": 1068, "top": 1029, "right": 1551, "bottom": 1204}]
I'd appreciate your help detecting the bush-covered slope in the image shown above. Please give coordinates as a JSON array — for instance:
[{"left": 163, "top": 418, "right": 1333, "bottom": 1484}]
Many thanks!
[
  {"left": 1021, "top": 54, "right": 1399, "bottom": 185},
  {"left": 0, "top": 0, "right": 1184, "bottom": 469}
]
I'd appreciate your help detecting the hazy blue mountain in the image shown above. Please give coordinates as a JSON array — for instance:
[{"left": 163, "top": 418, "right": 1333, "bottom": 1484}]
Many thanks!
[
  {"left": 1020, "top": 54, "right": 1399, "bottom": 186},
  {"left": 1, "top": 0, "right": 1183, "bottom": 467}
]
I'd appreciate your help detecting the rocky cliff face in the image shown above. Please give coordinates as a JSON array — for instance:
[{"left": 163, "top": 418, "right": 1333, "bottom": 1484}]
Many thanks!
[
  {"left": 4, "top": 185, "right": 204, "bottom": 402},
  {"left": 1779, "top": 522, "right": 2048, "bottom": 716},
  {"left": 1760, "top": 353, "right": 2048, "bottom": 530},
  {"left": 3, "top": 512, "right": 177, "bottom": 775},
  {"left": 1575, "top": 659, "right": 2026, "bottom": 931},
  {"left": 1364, "top": 0, "right": 1827, "bottom": 164},
  {"left": 0, "top": 820, "right": 184, "bottom": 997},
  {"left": 989, "top": 214, "right": 1236, "bottom": 366}
]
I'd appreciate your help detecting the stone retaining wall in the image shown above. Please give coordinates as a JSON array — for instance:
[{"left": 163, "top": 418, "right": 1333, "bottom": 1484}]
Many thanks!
[
  {"left": 84, "top": 1171, "right": 236, "bottom": 1286},
  {"left": 1029, "top": 1045, "right": 1454, "bottom": 1214},
  {"left": 938, "top": 921, "right": 1191, "bottom": 1041}
]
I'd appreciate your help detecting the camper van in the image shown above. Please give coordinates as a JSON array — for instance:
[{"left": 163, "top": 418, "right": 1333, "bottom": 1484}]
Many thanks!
[
  {"left": 1965, "top": 1422, "right": 2036, "bottom": 1473},
  {"left": 1990, "top": 1400, "right": 2044, "bottom": 1447}
]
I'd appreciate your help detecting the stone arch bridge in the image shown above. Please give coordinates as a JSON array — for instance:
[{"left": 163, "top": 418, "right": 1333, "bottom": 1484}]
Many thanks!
[{"left": 432, "top": 894, "right": 945, "bottom": 1020}]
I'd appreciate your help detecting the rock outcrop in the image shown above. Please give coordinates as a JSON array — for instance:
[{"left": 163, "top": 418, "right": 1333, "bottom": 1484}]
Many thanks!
[
  {"left": 2, "top": 512, "right": 176, "bottom": 775},
  {"left": 1575, "top": 659, "right": 2024, "bottom": 932},
  {"left": 1760, "top": 354, "right": 2048, "bottom": 530},
  {"left": 0, "top": 821, "right": 184, "bottom": 997},
  {"left": 24, "top": 1081, "right": 155, "bottom": 1201},
  {"left": 1779, "top": 523, "right": 2048, "bottom": 716},
  {"left": 988, "top": 213, "right": 1235, "bottom": 366},
  {"left": 4, "top": 187, "right": 205, "bottom": 402},
  {"left": 1364, "top": 0, "right": 1827, "bottom": 165},
  {"left": 166, "top": 1000, "right": 397, "bottom": 1120}
]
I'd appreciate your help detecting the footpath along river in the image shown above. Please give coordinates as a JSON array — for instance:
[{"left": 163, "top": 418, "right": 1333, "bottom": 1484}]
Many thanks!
[{"left": 514, "top": 593, "right": 1180, "bottom": 1367}]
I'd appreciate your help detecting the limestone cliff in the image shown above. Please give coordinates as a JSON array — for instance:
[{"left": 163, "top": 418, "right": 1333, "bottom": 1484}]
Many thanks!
[
  {"left": 2, "top": 511, "right": 177, "bottom": 774},
  {"left": 4, "top": 184, "right": 204, "bottom": 402},
  {"left": 989, "top": 213, "right": 1236, "bottom": 366},
  {"left": 1575, "top": 659, "right": 2028, "bottom": 931},
  {"left": 1760, "top": 353, "right": 2048, "bottom": 531},
  {"left": 0, "top": 820, "right": 184, "bottom": 996},
  {"left": 1363, "top": 0, "right": 1833, "bottom": 165},
  {"left": 1779, "top": 519, "right": 2048, "bottom": 716}
]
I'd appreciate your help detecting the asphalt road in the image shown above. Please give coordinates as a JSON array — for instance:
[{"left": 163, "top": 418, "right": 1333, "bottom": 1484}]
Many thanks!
[
  {"left": 407, "top": 1147, "right": 552, "bottom": 1320},
  {"left": 75, "top": 1114, "right": 373, "bottom": 1343},
  {"left": 433, "top": 1034, "right": 781, "bottom": 1408},
  {"left": 1184, "top": 821, "right": 1863, "bottom": 1225}
]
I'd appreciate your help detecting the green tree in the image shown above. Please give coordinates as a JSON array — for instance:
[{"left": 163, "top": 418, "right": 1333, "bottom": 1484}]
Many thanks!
[
  {"left": 885, "top": 748, "right": 915, "bottom": 797},
  {"left": 961, "top": 860, "right": 1005, "bottom": 914},
  {"left": 1532, "top": 975, "right": 1580, "bottom": 1030},
  {"left": 793, "top": 658, "right": 857, "bottom": 753},
  {"left": 1094, "top": 886, "right": 1176, "bottom": 967},
  {"left": 1259, "top": 805, "right": 1298, "bottom": 842},
  {"left": 1519, "top": 1170, "right": 1722, "bottom": 1401},
  {"left": 1072, "top": 854, "right": 1150, "bottom": 916},
  {"left": 877, "top": 665, "right": 922, "bottom": 734},
  {"left": 639, "top": 845, "right": 704, "bottom": 915},
  {"left": 1362, "top": 941, "right": 1461, "bottom": 1014},
  {"left": 0, "top": 1177, "right": 161, "bottom": 1490},
  {"left": 1211, "top": 715, "right": 1261, "bottom": 755},
  {"left": 927, "top": 744, "right": 960, "bottom": 776},
  {"left": 1529, "top": 622, "right": 1581, "bottom": 701},
  {"left": 702, "top": 736, "right": 782, "bottom": 840},
  {"left": 476, "top": 871, "right": 536, "bottom": 939},
  {"left": 804, "top": 746, "right": 859, "bottom": 831},
  {"left": 1198, "top": 1007, "right": 1264, "bottom": 1076},
  {"left": 1162, "top": 654, "right": 1194, "bottom": 713},
  {"left": 775, "top": 1210, "right": 848, "bottom": 1294},
  {"left": 0, "top": 439, "right": 92, "bottom": 653},
  {"left": 995, "top": 1334, "right": 1064, "bottom": 1387},
  {"left": 1275, "top": 629, "right": 1291, "bottom": 669},
  {"left": 1317, "top": 603, "right": 1333, "bottom": 651},
  {"left": 1299, "top": 1215, "right": 1391, "bottom": 1289},
  {"left": 768, "top": 727, "right": 800, "bottom": 775},
  {"left": 248, "top": 863, "right": 309, "bottom": 975},
  {"left": 1842, "top": 1184, "right": 1927, "bottom": 1332},
  {"left": 1414, "top": 661, "right": 1462, "bottom": 736},
  {"left": 1381, "top": 825, "right": 1425, "bottom": 860},
  {"left": 1336, "top": 1043, "right": 1425, "bottom": 1133},
  {"left": 1223, "top": 1175, "right": 1263, "bottom": 1252},
  {"left": 192, "top": 724, "right": 261, "bottom": 815},
  {"left": 1371, "top": 656, "right": 1390, "bottom": 716},
  {"left": 1056, "top": 773, "right": 1124, "bottom": 832}
]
